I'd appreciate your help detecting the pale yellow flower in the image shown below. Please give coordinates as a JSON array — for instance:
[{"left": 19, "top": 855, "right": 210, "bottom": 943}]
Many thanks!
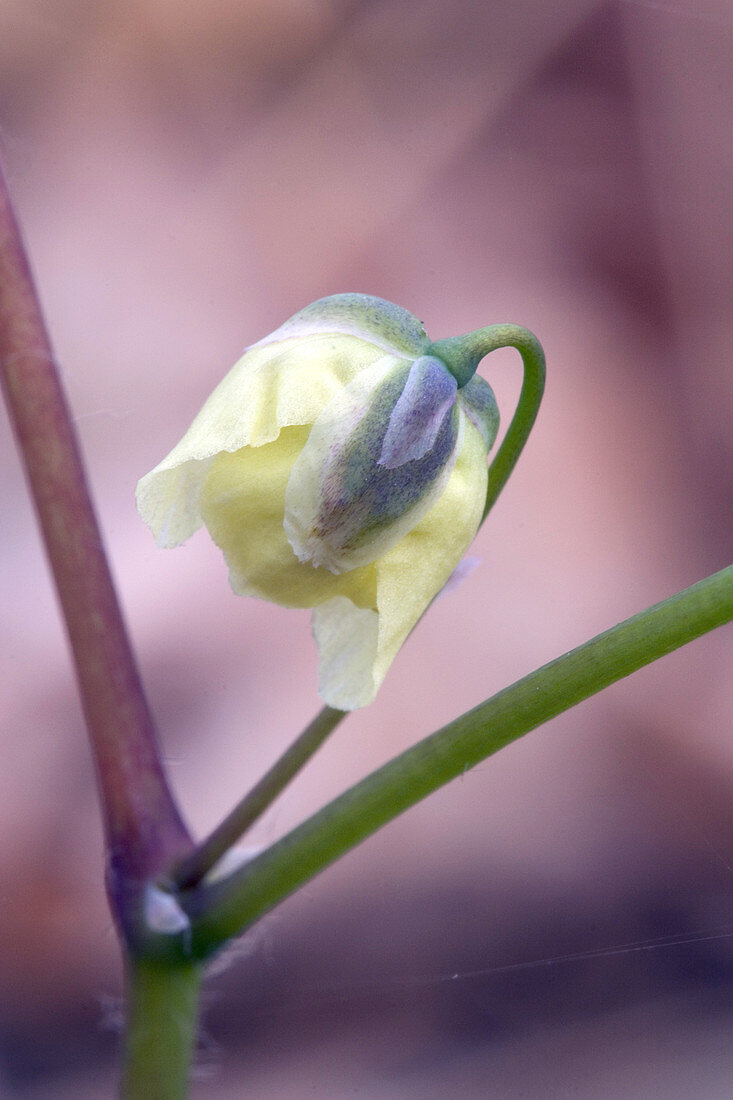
[{"left": 136, "top": 294, "right": 499, "bottom": 709}]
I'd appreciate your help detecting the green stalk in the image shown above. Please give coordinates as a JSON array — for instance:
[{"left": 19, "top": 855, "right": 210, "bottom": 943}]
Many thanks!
[
  {"left": 184, "top": 562, "right": 733, "bottom": 956},
  {"left": 122, "top": 958, "right": 202, "bottom": 1099}
]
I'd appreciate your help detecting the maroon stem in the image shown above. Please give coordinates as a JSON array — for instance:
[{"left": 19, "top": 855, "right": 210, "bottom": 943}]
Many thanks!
[{"left": 0, "top": 160, "right": 191, "bottom": 889}]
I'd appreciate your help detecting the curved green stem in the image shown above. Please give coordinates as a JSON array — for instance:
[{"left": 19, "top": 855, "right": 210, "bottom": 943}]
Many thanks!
[
  {"left": 182, "top": 562, "right": 733, "bottom": 957},
  {"left": 479, "top": 326, "right": 545, "bottom": 522},
  {"left": 429, "top": 324, "right": 545, "bottom": 522},
  {"left": 171, "top": 705, "right": 346, "bottom": 891}
]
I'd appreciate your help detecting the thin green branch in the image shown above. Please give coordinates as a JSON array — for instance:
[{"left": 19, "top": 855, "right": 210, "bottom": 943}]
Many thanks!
[
  {"left": 181, "top": 562, "right": 733, "bottom": 958},
  {"left": 171, "top": 705, "right": 346, "bottom": 891},
  {"left": 0, "top": 159, "right": 191, "bottom": 881}
]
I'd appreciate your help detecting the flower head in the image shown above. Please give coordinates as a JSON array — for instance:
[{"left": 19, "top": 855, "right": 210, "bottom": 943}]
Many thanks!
[{"left": 136, "top": 294, "right": 500, "bottom": 709}]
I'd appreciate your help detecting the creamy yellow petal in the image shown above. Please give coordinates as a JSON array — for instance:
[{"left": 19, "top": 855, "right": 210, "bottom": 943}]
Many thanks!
[
  {"left": 136, "top": 334, "right": 399, "bottom": 547},
  {"left": 312, "top": 417, "right": 488, "bottom": 709},
  {"left": 373, "top": 418, "right": 487, "bottom": 685},
  {"left": 312, "top": 599, "right": 380, "bottom": 709},
  {"left": 199, "top": 427, "right": 377, "bottom": 610}
]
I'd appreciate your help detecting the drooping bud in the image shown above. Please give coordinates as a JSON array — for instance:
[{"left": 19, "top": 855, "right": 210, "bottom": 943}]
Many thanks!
[{"left": 137, "top": 293, "right": 506, "bottom": 709}]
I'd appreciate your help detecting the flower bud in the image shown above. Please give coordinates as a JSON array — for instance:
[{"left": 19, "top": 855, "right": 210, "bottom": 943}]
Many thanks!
[{"left": 136, "top": 294, "right": 500, "bottom": 709}]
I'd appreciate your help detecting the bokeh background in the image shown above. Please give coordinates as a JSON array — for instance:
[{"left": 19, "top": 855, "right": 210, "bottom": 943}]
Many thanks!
[{"left": 2, "top": 1, "right": 733, "bottom": 1095}]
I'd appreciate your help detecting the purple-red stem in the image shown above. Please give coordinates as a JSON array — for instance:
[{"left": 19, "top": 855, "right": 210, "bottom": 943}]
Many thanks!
[{"left": 0, "top": 159, "right": 191, "bottom": 891}]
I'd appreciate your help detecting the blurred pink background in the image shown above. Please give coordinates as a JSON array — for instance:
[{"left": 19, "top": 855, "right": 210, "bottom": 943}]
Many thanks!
[{"left": 2, "top": 1, "right": 733, "bottom": 1095}]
